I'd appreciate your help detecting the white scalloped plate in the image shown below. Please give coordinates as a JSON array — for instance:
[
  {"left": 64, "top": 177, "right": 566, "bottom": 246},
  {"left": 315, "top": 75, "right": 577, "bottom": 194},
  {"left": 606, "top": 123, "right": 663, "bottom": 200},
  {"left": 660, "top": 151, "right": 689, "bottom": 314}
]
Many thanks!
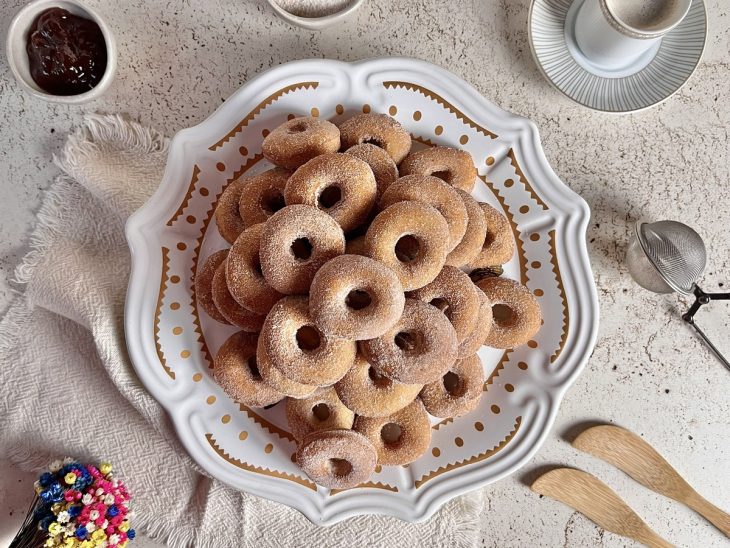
[{"left": 125, "top": 58, "right": 598, "bottom": 525}]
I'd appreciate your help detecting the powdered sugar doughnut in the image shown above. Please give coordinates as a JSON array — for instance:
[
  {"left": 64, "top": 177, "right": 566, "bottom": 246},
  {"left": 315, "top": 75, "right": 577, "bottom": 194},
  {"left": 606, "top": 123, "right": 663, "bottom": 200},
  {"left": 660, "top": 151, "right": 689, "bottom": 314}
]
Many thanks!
[
  {"left": 195, "top": 249, "right": 230, "bottom": 324},
  {"left": 360, "top": 298, "right": 458, "bottom": 384},
  {"left": 262, "top": 117, "right": 340, "bottom": 170},
  {"left": 458, "top": 286, "right": 493, "bottom": 358},
  {"left": 446, "top": 189, "right": 488, "bottom": 267},
  {"left": 309, "top": 254, "right": 405, "bottom": 340},
  {"left": 345, "top": 143, "right": 398, "bottom": 197},
  {"left": 215, "top": 179, "right": 247, "bottom": 244},
  {"left": 285, "top": 387, "right": 355, "bottom": 441},
  {"left": 420, "top": 354, "right": 484, "bottom": 418},
  {"left": 475, "top": 277, "right": 541, "bottom": 348},
  {"left": 339, "top": 114, "right": 412, "bottom": 164},
  {"left": 354, "top": 400, "right": 431, "bottom": 465},
  {"left": 211, "top": 262, "right": 265, "bottom": 332},
  {"left": 238, "top": 167, "right": 291, "bottom": 228},
  {"left": 399, "top": 146, "right": 477, "bottom": 192},
  {"left": 296, "top": 429, "right": 377, "bottom": 490},
  {"left": 467, "top": 202, "right": 515, "bottom": 268},
  {"left": 284, "top": 153, "right": 377, "bottom": 232},
  {"left": 364, "top": 201, "right": 450, "bottom": 291},
  {"left": 256, "top": 338, "right": 318, "bottom": 399},
  {"left": 260, "top": 205, "right": 345, "bottom": 294},
  {"left": 213, "top": 331, "right": 283, "bottom": 407}
]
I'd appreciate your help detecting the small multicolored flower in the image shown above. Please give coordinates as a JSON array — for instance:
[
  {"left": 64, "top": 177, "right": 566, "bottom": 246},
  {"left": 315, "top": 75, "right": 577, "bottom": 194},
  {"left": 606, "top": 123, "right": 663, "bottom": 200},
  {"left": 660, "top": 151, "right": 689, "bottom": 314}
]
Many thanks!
[
  {"left": 126, "top": 529, "right": 135, "bottom": 540},
  {"left": 86, "top": 522, "right": 97, "bottom": 533},
  {"left": 65, "top": 472, "right": 78, "bottom": 485},
  {"left": 82, "top": 493, "right": 93, "bottom": 505},
  {"left": 99, "top": 463, "right": 112, "bottom": 476},
  {"left": 103, "top": 494, "right": 115, "bottom": 506},
  {"left": 62, "top": 457, "right": 74, "bottom": 465},
  {"left": 91, "top": 529, "right": 106, "bottom": 541},
  {"left": 48, "top": 522, "right": 63, "bottom": 536},
  {"left": 57, "top": 511, "right": 71, "bottom": 524},
  {"left": 117, "top": 522, "right": 129, "bottom": 533},
  {"left": 49, "top": 460, "right": 63, "bottom": 472},
  {"left": 108, "top": 534, "right": 120, "bottom": 545}
]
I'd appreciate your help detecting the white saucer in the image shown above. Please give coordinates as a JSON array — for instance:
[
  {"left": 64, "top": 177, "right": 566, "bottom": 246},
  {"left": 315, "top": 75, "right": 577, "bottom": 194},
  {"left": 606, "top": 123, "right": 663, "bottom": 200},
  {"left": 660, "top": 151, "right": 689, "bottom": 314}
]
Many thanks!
[{"left": 528, "top": 0, "right": 707, "bottom": 113}]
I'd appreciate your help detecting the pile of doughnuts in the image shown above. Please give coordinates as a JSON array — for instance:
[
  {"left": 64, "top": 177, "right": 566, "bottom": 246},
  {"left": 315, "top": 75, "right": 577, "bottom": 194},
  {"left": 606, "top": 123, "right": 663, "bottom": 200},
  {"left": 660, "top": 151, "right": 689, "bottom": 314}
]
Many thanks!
[{"left": 196, "top": 113, "right": 542, "bottom": 490}]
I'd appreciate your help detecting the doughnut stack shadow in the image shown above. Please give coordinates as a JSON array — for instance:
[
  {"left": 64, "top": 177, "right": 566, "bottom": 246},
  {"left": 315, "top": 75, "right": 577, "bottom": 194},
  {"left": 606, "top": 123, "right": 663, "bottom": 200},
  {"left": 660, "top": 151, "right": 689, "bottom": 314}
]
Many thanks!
[{"left": 196, "top": 113, "right": 543, "bottom": 489}]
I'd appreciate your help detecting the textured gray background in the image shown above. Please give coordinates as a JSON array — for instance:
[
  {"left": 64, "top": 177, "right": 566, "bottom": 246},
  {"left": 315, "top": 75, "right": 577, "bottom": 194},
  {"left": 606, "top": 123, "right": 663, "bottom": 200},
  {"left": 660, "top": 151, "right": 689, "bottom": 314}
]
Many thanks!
[{"left": 1, "top": 0, "right": 729, "bottom": 546}]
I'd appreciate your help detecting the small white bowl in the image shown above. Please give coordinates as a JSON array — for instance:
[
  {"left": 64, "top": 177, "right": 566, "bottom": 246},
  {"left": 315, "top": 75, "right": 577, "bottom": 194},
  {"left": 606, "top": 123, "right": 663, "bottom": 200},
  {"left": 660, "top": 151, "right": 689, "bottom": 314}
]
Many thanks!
[
  {"left": 6, "top": 0, "right": 117, "bottom": 104},
  {"left": 266, "top": 0, "right": 364, "bottom": 30}
]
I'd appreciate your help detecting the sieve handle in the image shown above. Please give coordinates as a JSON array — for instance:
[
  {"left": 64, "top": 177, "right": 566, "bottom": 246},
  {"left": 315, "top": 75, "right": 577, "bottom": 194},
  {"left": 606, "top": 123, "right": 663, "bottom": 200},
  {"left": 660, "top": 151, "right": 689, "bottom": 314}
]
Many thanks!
[{"left": 682, "top": 285, "right": 730, "bottom": 372}]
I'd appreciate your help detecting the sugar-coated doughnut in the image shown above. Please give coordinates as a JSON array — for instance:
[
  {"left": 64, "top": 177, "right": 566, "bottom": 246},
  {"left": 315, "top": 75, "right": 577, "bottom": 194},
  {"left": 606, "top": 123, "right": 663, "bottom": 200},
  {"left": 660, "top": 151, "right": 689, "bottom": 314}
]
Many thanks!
[
  {"left": 215, "top": 179, "right": 247, "bottom": 244},
  {"left": 211, "top": 262, "right": 265, "bottom": 332},
  {"left": 408, "top": 266, "right": 481, "bottom": 344},
  {"left": 364, "top": 201, "right": 450, "bottom": 291},
  {"left": 379, "top": 175, "right": 468, "bottom": 252},
  {"left": 420, "top": 354, "right": 484, "bottom": 418},
  {"left": 238, "top": 167, "right": 291, "bottom": 228},
  {"left": 335, "top": 354, "right": 421, "bottom": 418},
  {"left": 345, "top": 143, "right": 398, "bottom": 197},
  {"left": 339, "top": 114, "right": 412, "bottom": 164},
  {"left": 257, "top": 338, "right": 318, "bottom": 399},
  {"left": 214, "top": 331, "right": 283, "bottom": 407},
  {"left": 195, "top": 249, "right": 230, "bottom": 324},
  {"left": 296, "top": 429, "right": 377, "bottom": 490},
  {"left": 260, "top": 205, "right": 345, "bottom": 294},
  {"left": 226, "top": 223, "right": 283, "bottom": 315},
  {"left": 354, "top": 400, "right": 431, "bottom": 465},
  {"left": 458, "top": 286, "right": 493, "bottom": 358},
  {"left": 361, "top": 298, "right": 458, "bottom": 384},
  {"left": 261, "top": 296, "right": 356, "bottom": 386},
  {"left": 467, "top": 202, "right": 515, "bottom": 268},
  {"left": 446, "top": 189, "right": 488, "bottom": 267},
  {"left": 285, "top": 387, "right": 355, "bottom": 441},
  {"left": 284, "top": 153, "right": 377, "bottom": 233},
  {"left": 475, "top": 277, "right": 541, "bottom": 348},
  {"left": 399, "top": 146, "right": 477, "bottom": 192},
  {"left": 345, "top": 235, "right": 366, "bottom": 256},
  {"left": 262, "top": 116, "right": 340, "bottom": 169},
  {"left": 309, "top": 254, "right": 405, "bottom": 340}
]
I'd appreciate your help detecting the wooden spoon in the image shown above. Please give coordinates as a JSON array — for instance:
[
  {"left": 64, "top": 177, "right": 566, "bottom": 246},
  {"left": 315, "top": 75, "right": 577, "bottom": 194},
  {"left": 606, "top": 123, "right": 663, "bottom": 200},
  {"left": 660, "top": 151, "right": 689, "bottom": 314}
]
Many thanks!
[
  {"left": 573, "top": 425, "right": 730, "bottom": 537},
  {"left": 532, "top": 468, "right": 672, "bottom": 548}
]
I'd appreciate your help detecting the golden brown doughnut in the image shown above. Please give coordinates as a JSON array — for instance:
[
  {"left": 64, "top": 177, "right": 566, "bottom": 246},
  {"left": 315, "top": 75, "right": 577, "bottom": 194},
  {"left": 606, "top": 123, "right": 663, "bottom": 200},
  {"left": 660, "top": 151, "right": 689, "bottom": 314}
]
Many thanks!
[
  {"left": 238, "top": 167, "right": 291, "bottom": 228},
  {"left": 354, "top": 400, "right": 431, "bottom": 465},
  {"left": 345, "top": 235, "right": 366, "bottom": 256},
  {"left": 195, "top": 249, "right": 230, "bottom": 324},
  {"left": 408, "top": 266, "right": 481, "bottom": 344},
  {"left": 260, "top": 205, "right": 345, "bottom": 294},
  {"left": 309, "top": 254, "right": 405, "bottom": 340},
  {"left": 339, "top": 114, "right": 412, "bottom": 164},
  {"left": 446, "top": 189, "right": 488, "bottom": 267},
  {"left": 335, "top": 354, "right": 422, "bottom": 418},
  {"left": 458, "top": 286, "right": 493, "bottom": 358},
  {"left": 215, "top": 179, "right": 247, "bottom": 244},
  {"left": 380, "top": 175, "right": 468, "bottom": 252},
  {"left": 467, "top": 202, "right": 515, "bottom": 268},
  {"left": 475, "top": 277, "right": 541, "bottom": 348},
  {"left": 364, "top": 201, "right": 450, "bottom": 291},
  {"left": 399, "top": 146, "right": 477, "bottom": 192},
  {"left": 285, "top": 387, "right": 355, "bottom": 441},
  {"left": 257, "top": 338, "right": 318, "bottom": 399},
  {"left": 211, "top": 262, "right": 266, "bottom": 332},
  {"left": 296, "top": 429, "right": 377, "bottom": 490},
  {"left": 345, "top": 143, "right": 398, "bottom": 197},
  {"left": 226, "top": 223, "right": 283, "bottom": 315},
  {"left": 262, "top": 116, "right": 340, "bottom": 169},
  {"left": 213, "top": 331, "right": 283, "bottom": 407},
  {"left": 420, "top": 354, "right": 484, "bottom": 418},
  {"left": 360, "top": 298, "right": 458, "bottom": 384},
  {"left": 284, "top": 153, "right": 377, "bottom": 232},
  {"left": 261, "top": 296, "right": 356, "bottom": 386}
]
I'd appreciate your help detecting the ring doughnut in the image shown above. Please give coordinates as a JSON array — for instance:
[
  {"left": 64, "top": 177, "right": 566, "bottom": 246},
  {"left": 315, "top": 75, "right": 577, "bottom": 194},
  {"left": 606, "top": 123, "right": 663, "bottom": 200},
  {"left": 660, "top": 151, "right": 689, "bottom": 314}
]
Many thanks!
[
  {"left": 345, "top": 143, "right": 398, "bottom": 197},
  {"left": 353, "top": 400, "right": 431, "bottom": 465},
  {"left": 296, "top": 429, "right": 377, "bottom": 490},
  {"left": 335, "top": 354, "right": 422, "bottom": 418},
  {"left": 399, "top": 146, "right": 477, "bottom": 192},
  {"left": 457, "top": 286, "right": 493, "bottom": 358},
  {"left": 213, "top": 331, "right": 283, "bottom": 407},
  {"left": 238, "top": 167, "right": 291, "bottom": 228},
  {"left": 408, "top": 266, "right": 481, "bottom": 344},
  {"left": 475, "top": 277, "right": 541, "bottom": 348},
  {"left": 211, "top": 262, "right": 266, "bottom": 332},
  {"left": 195, "top": 249, "right": 230, "bottom": 324},
  {"left": 309, "top": 254, "right": 405, "bottom": 340},
  {"left": 262, "top": 116, "right": 340, "bottom": 169},
  {"left": 420, "top": 354, "right": 484, "bottom": 418},
  {"left": 360, "top": 298, "right": 458, "bottom": 384},
  {"left": 446, "top": 189, "right": 488, "bottom": 267},
  {"left": 261, "top": 296, "right": 356, "bottom": 386},
  {"left": 215, "top": 179, "right": 247, "bottom": 244},
  {"left": 226, "top": 223, "right": 283, "bottom": 315},
  {"left": 364, "top": 201, "right": 450, "bottom": 291},
  {"left": 467, "top": 202, "right": 515, "bottom": 268},
  {"left": 379, "top": 175, "right": 468, "bottom": 252},
  {"left": 284, "top": 153, "right": 377, "bottom": 232},
  {"left": 338, "top": 114, "right": 412, "bottom": 164},
  {"left": 260, "top": 205, "right": 345, "bottom": 294},
  {"left": 285, "top": 387, "right": 355, "bottom": 441},
  {"left": 257, "top": 338, "right": 318, "bottom": 399}
]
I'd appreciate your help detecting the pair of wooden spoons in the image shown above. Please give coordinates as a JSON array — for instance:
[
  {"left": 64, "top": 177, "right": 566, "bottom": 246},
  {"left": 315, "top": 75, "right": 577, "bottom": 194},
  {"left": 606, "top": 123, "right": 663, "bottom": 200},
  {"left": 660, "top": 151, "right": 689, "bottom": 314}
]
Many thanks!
[{"left": 531, "top": 425, "right": 729, "bottom": 547}]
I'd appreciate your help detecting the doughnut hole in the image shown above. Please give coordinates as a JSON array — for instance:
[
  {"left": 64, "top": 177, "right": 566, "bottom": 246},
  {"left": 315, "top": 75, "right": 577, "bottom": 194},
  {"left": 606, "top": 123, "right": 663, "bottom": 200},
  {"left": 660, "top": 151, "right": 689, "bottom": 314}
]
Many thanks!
[
  {"left": 430, "top": 169, "right": 452, "bottom": 183},
  {"left": 345, "top": 289, "right": 372, "bottom": 311},
  {"left": 361, "top": 135, "right": 384, "bottom": 147},
  {"left": 296, "top": 325, "right": 322, "bottom": 352},
  {"left": 368, "top": 366, "right": 393, "bottom": 389},
  {"left": 311, "top": 402, "right": 331, "bottom": 421},
  {"left": 394, "top": 235, "right": 421, "bottom": 262},
  {"left": 328, "top": 458, "right": 353, "bottom": 477},
  {"left": 247, "top": 356, "right": 261, "bottom": 380},
  {"left": 429, "top": 297, "right": 452, "bottom": 319},
  {"left": 381, "top": 422, "right": 403, "bottom": 447},
  {"left": 259, "top": 188, "right": 285, "bottom": 214},
  {"left": 394, "top": 330, "right": 421, "bottom": 354},
  {"left": 318, "top": 185, "right": 342, "bottom": 209},
  {"left": 442, "top": 370, "right": 466, "bottom": 398},
  {"left": 290, "top": 237, "right": 313, "bottom": 261},
  {"left": 287, "top": 122, "right": 308, "bottom": 133},
  {"left": 492, "top": 304, "right": 517, "bottom": 327}
]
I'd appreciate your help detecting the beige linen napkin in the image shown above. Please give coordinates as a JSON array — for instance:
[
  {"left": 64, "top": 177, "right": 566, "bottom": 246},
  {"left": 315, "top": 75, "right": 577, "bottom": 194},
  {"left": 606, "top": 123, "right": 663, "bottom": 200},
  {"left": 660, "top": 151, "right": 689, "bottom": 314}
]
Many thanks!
[{"left": 0, "top": 114, "right": 484, "bottom": 548}]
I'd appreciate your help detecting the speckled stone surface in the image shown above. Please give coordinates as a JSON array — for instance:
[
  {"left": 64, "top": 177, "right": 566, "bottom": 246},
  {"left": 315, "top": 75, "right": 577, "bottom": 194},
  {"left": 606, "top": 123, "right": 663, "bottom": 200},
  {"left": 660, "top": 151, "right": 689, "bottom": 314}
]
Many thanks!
[{"left": 1, "top": 0, "right": 728, "bottom": 546}]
